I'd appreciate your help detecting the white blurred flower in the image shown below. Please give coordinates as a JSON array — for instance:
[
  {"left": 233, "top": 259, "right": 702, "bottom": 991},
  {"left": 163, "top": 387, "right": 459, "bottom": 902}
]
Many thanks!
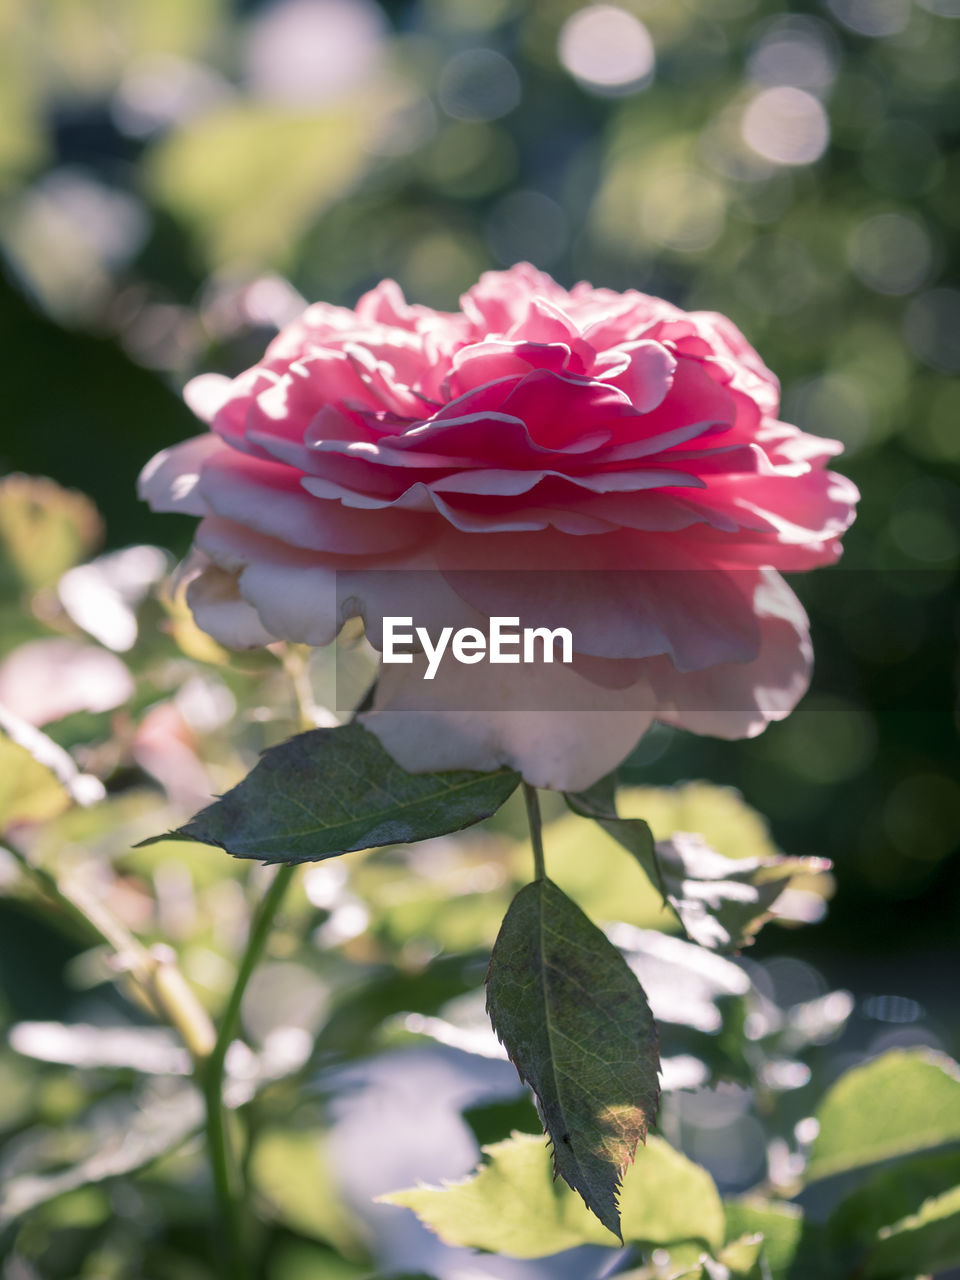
[
  {"left": 59, "top": 545, "right": 168, "bottom": 652},
  {"left": 0, "top": 638, "right": 133, "bottom": 726}
]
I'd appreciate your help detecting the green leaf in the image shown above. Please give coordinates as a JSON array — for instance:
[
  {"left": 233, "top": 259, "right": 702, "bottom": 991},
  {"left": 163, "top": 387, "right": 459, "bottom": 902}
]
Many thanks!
[
  {"left": 565, "top": 784, "right": 662, "bottom": 891},
  {"left": 250, "top": 1126, "right": 371, "bottom": 1261},
  {"left": 148, "top": 99, "right": 392, "bottom": 267},
  {"left": 861, "top": 1183, "right": 960, "bottom": 1279},
  {"left": 566, "top": 787, "right": 828, "bottom": 952},
  {"left": 618, "top": 1134, "right": 725, "bottom": 1253},
  {"left": 485, "top": 877, "right": 660, "bottom": 1238},
  {"left": 380, "top": 1131, "right": 616, "bottom": 1257},
  {"left": 828, "top": 1150, "right": 960, "bottom": 1276},
  {"left": 0, "top": 473, "right": 102, "bottom": 593},
  {"left": 0, "top": 711, "right": 103, "bottom": 828},
  {"left": 142, "top": 722, "right": 520, "bottom": 863},
  {"left": 651, "top": 832, "right": 829, "bottom": 952},
  {"left": 806, "top": 1048, "right": 960, "bottom": 1183},
  {"left": 519, "top": 807, "right": 675, "bottom": 933},
  {"left": 717, "top": 1233, "right": 767, "bottom": 1277},
  {"left": 612, "top": 783, "right": 783, "bottom": 860},
  {"left": 724, "top": 1200, "right": 807, "bottom": 1279},
  {"left": 0, "top": 1084, "right": 202, "bottom": 1226},
  {"left": 381, "top": 1131, "right": 723, "bottom": 1259},
  {"left": 0, "top": 730, "right": 71, "bottom": 830}
]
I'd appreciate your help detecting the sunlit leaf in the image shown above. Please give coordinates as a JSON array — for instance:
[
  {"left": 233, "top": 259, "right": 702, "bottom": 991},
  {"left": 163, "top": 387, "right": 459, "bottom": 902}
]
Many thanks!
[
  {"left": 521, "top": 807, "right": 673, "bottom": 931},
  {"left": 382, "top": 1130, "right": 724, "bottom": 1258},
  {"left": 618, "top": 1133, "right": 725, "bottom": 1254},
  {"left": 142, "top": 722, "right": 520, "bottom": 863},
  {"left": 566, "top": 786, "right": 828, "bottom": 951},
  {"left": 607, "top": 923, "right": 750, "bottom": 1035},
  {"left": 615, "top": 784, "right": 784, "bottom": 861},
  {"left": 485, "top": 877, "right": 660, "bottom": 1238},
  {"left": 806, "top": 1048, "right": 960, "bottom": 1183},
  {"left": 149, "top": 97, "right": 391, "bottom": 267},
  {"left": 0, "top": 731, "right": 71, "bottom": 829},
  {"left": 382, "top": 1133, "right": 612, "bottom": 1259},
  {"left": 0, "top": 473, "right": 102, "bottom": 592},
  {"left": 0, "top": 711, "right": 103, "bottom": 828},
  {"left": 651, "top": 831, "right": 830, "bottom": 952},
  {"left": 723, "top": 1199, "right": 808, "bottom": 1279}
]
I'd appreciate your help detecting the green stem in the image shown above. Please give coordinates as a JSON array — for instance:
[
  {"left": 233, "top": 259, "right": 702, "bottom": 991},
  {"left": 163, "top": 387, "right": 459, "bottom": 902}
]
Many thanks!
[
  {"left": 523, "top": 783, "right": 546, "bottom": 881},
  {"left": 202, "top": 862, "right": 296, "bottom": 1279}
]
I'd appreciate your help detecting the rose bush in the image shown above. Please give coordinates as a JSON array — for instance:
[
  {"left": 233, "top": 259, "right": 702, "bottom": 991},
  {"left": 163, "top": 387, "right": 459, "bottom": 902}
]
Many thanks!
[{"left": 140, "top": 264, "right": 857, "bottom": 790}]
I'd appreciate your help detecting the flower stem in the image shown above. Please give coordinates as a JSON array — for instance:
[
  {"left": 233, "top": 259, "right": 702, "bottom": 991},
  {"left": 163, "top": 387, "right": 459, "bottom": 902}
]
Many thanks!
[
  {"left": 202, "top": 862, "right": 296, "bottom": 1279},
  {"left": 523, "top": 783, "right": 546, "bottom": 881}
]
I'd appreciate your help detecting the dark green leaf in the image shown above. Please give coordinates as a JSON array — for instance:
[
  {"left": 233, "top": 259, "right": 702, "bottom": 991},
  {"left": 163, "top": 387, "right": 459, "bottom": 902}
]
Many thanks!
[
  {"left": 565, "top": 788, "right": 829, "bottom": 952},
  {"left": 485, "top": 877, "right": 660, "bottom": 1238},
  {"left": 861, "top": 1184, "right": 960, "bottom": 1278},
  {"left": 828, "top": 1149, "right": 960, "bottom": 1254},
  {"left": 141, "top": 722, "right": 520, "bottom": 863}
]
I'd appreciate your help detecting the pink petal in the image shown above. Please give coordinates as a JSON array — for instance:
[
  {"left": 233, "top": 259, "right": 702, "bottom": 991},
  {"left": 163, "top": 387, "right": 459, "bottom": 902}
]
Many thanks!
[{"left": 138, "top": 434, "right": 223, "bottom": 516}]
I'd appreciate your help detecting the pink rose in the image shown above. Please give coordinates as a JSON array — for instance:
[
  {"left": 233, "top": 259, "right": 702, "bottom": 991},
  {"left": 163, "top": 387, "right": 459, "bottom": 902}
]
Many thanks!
[{"left": 139, "top": 264, "right": 857, "bottom": 790}]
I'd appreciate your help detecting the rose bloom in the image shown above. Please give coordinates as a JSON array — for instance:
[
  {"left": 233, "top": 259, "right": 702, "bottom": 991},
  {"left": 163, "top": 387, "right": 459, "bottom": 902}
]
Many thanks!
[{"left": 140, "top": 265, "right": 857, "bottom": 791}]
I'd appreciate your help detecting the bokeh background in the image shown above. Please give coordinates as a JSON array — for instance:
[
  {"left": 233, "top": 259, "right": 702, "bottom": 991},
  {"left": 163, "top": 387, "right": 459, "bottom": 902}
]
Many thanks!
[
  {"left": 2, "top": 0, "right": 957, "bottom": 986},
  {"left": 0, "top": 0, "right": 958, "bottom": 1275}
]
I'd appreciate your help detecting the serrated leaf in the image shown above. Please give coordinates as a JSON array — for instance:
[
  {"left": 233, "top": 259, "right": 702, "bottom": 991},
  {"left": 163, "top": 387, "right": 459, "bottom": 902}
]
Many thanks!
[
  {"left": 0, "top": 473, "right": 102, "bottom": 592},
  {"left": 485, "top": 877, "right": 660, "bottom": 1238},
  {"left": 565, "top": 788, "right": 829, "bottom": 952},
  {"left": 380, "top": 1131, "right": 615, "bottom": 1257},
  {"left": 142, "top": 722, "right": 520, "bottom": 863},
  {"left": 806, "top": 1048, "right": 960, "bottom": 1183},
  {"left": 381, "top": 1131, "right": 722, "bottom": 1259}
]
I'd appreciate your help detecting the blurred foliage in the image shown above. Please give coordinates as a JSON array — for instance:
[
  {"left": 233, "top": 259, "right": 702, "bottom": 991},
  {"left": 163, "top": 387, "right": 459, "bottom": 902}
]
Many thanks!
[
  {"left": 0, "top": 0, "right": 956, "bottom": 951},
  {"left": 0, "top": 0, "right": 958, "bottom": 1275}
]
